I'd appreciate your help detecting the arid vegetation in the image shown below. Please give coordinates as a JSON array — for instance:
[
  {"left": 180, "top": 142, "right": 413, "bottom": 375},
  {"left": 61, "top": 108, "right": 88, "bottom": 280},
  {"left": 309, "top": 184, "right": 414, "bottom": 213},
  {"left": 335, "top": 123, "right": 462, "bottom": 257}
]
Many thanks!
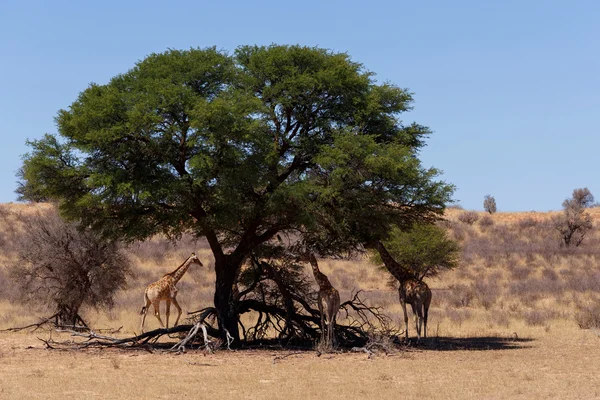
[
  {"left": 3, "top": 203, "right": 600, "bottom": 398},
  {"left": 2, "top": 203, "right": 600, "bottom": 337}
]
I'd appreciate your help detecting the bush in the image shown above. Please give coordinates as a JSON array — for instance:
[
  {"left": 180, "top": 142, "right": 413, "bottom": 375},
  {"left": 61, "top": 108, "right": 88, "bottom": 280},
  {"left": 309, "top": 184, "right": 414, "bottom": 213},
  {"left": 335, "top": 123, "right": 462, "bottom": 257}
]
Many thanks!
[
  {"left": 443, "top": 284, "right": 474, "bottom": 308},
  {"left": 7, "top": 207, "right": 132, "bottom": 327},
  {"left": 479, "top": 215, "right": 494, "bottom": 229},
  {"left": 575, "top": 303, "right": 600, "bottom": 329},
  {"left": 523, "top": 309, "right": 553, "bottom": 326},
  {"left": 458, "top": 211, "right": 479, "bottom": 225},
  {"left": 517, "top": 217, "right": 539, "bottom": 230},
  {"left": 472, "top": 279, "right": 500, "bottom": 310}
]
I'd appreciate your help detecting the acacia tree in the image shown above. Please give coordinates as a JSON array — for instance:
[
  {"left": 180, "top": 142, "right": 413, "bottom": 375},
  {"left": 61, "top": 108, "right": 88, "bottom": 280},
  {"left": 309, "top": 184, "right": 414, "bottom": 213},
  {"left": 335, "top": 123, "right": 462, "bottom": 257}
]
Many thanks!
[
  {"left": 553, "top": 188, "right": 594, "bottom": 247},
  {"left": 483, "top": 195, "right": 497, "bottom": 214},
  {"left": 17, "top": 45, "right": 453, "bottom": 345}
]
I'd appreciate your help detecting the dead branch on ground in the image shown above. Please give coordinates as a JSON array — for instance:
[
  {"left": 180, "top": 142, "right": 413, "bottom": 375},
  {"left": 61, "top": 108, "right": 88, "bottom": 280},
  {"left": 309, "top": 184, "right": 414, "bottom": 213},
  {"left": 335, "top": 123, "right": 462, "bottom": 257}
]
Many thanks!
[{"left": 0, "top": 313, "right": 88, "bottom": 333}]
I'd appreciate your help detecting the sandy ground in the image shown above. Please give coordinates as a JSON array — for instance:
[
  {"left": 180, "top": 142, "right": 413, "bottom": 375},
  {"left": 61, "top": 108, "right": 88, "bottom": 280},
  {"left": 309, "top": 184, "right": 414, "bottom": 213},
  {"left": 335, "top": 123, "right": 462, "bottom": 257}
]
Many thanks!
[{"left": 1, "top": 325, "right": 599, "bottom": 400}]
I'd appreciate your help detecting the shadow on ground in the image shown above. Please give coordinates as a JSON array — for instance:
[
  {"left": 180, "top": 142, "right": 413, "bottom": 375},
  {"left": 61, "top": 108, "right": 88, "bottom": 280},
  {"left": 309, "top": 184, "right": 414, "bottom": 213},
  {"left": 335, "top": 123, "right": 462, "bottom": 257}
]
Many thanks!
[{"left": 413, "top": 335, "right": 534, "bottom": 351}]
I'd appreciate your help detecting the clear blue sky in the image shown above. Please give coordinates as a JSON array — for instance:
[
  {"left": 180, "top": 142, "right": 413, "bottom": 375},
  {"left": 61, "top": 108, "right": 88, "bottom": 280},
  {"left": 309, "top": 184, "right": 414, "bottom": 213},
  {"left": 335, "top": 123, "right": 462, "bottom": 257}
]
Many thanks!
[{"left": 1, "top": 0, "right": 598, "bottom": 211}]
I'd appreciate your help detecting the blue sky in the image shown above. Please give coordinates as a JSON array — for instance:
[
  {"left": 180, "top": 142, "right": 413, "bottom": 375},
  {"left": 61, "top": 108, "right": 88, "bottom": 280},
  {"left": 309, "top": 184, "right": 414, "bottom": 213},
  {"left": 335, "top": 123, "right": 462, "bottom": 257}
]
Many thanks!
[{"left": 1, "top": 0, "right": 598, "bottom": 211}]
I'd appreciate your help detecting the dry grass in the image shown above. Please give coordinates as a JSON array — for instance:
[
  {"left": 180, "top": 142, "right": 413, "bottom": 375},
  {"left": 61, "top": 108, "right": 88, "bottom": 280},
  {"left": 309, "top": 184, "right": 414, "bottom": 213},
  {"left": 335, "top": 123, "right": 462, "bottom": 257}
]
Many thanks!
[
  {"left": 2, "top": 203, "right": 600, "bottom": 398},
  {"left": 1, "top": 326, "right": 600, "bottom": 399}
]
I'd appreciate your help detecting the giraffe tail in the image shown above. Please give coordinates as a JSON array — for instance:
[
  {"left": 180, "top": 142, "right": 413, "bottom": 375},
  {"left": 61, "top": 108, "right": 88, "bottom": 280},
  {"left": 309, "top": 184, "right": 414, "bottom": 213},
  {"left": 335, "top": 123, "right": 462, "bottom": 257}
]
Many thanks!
[{"left": 140, "top": 290, "right": 149, "bottom": 315}]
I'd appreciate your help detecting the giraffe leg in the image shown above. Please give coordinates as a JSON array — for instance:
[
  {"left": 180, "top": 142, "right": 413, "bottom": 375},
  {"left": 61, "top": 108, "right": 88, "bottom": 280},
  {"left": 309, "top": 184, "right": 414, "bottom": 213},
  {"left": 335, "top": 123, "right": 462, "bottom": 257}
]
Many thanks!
[
  {"left": 165, "top": 300, "right": 171, "bottom": 329},
  {"left": 329, "top": 310, "right": 337, "bottom": 346},
  {"left": 328, "top": 295, "right": 340, "bottom": 346},
  {"left": 325, "top": 305, "right": 333, "bottom": 346},
  {"left": 424, "top": 296, "right": 431, "bottom": 339},
  {"left": 333, "top": 292, "right": 340, "bottom": 346},
  {"left": 318, "top": 294, "right": 325, "bottom": 343},
  {"left": 411, "top": 302, "right": 422, "bottom": 341},
  {"left": 400, "top": 291, "right": 409, "bottom": 341},
  {"left": 153, "top": 301, "right": 165, "bottom": 328},
  {"left": 172, "top": 296, "right": 183, "bottom": 327},
  {"left": 402, "top": 301, "right": 410, "bottom": 341}
]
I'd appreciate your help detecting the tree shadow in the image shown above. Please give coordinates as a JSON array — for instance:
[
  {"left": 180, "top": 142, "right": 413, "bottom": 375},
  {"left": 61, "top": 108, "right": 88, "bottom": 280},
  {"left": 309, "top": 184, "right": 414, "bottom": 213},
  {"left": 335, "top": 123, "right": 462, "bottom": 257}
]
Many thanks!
[{"left": 412, "top": 335, "right": 535, "bottom": 351}]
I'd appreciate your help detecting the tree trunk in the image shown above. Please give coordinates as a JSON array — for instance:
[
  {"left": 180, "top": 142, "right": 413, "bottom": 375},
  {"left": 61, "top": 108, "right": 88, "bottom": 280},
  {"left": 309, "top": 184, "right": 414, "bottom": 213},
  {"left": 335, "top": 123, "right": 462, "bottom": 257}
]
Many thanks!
[
  {"left": 214, "top": 256, "right": 241, "bottom": 347},
  {"left": 56, "top": 304, "right": 81, "bottom": 327}
]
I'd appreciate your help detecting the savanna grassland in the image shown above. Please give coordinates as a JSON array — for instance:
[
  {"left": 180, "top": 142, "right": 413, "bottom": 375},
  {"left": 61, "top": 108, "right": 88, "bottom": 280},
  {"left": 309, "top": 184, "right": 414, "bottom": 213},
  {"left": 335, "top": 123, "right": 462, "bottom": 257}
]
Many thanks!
[{"left": 2, "top": 203, "right": 600, "bottom": 399}]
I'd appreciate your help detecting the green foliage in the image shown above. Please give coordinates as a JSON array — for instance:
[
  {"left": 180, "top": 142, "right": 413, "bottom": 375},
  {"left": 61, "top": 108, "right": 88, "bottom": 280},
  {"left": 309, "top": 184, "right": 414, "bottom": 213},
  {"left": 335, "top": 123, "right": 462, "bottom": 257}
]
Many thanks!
[
  {"left": 372, "top": 224, "right": 460, "bottom": 280},
  {"left": 18, "top": 45, "right": 454, "bottom": 341},
  {"left": 18, "top": 45, "right": 453, "bottom": 253}
]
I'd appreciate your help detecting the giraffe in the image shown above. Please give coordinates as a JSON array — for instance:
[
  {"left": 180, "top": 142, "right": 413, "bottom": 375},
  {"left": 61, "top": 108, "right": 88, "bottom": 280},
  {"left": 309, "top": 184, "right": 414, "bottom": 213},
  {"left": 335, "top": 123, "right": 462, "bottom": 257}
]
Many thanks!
[
  {"left": 375, "top": 242, "right": 432, "bottom": 342},
  {"left": 305, "top": 252, "right": 341, "bottom": 346},
  {"left": 140, "top": 253, "right": 203, "bottom": 332}
]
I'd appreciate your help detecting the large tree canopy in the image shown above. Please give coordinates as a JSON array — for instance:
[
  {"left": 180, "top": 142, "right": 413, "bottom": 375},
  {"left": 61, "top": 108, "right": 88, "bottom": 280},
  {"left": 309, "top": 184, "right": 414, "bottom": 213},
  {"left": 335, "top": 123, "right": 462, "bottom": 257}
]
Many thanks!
[{"left": 18, "top": 45, "right": 454, "bottom": 344}]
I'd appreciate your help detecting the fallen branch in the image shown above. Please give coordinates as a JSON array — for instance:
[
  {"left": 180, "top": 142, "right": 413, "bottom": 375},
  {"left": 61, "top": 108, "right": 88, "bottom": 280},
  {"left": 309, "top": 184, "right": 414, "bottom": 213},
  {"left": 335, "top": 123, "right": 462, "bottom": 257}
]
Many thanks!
[
  {"left": 1, "top": 313, "right": 92, "bottom": 333},
  {"left": 42, "top": 324, "right": 218, "bottom": 350},
  {"left": 0, "top": 314, "right": 60, "bottom": 332},
  {"left": 171, "top": 323, "right": 213, "bottom": 354},
  {"left": 351, "top": 346, "right": 374, "bottom": 359}
]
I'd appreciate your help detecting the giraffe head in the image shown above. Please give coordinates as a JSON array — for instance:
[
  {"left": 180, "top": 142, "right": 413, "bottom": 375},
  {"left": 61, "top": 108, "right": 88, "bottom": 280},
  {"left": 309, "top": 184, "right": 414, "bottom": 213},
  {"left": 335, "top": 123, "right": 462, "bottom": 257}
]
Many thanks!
[{"left": 190, "top": 252, "right": 203, "bottom": 267}]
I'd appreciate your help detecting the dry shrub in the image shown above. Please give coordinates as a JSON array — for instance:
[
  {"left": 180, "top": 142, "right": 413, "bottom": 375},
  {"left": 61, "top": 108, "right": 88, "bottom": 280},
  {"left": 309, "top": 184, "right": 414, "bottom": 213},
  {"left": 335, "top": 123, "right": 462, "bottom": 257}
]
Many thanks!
[
  {"left": 0, "top": 268, "right": 20, "bottom": 302},
  {"left": 523, "top": 309, "right": 555, "bottom": 326},
  {"left": 458, "top": 211, "right": 479, "bottom": 225},
  {"left": 565, "top": 269, "right": 600, "bottom": 292},
  {"left": 575, "top": 303, "right": 600, "bottom": 329},
  {"left": 509, "top": 265, "right": 532, "bottom": 280},
  {"left": 509, "top": 281, "right": 542, "bottom": 307},
  {"left": 478, "top": 215, "right": 494, "bottom": 229},
  {"left": 488, "top": 310, "right": 511, "bottom": 328},
  {"left": 449, "top": 222, "right": 468, "bottom": 242},
  {"left": 442, "top": 284, "right": 474, "bottom": 308},
  {"left": 472, "top": 279, "right": 500, "bottom": 310},
  {"left": 541, "top": 268, "right": 558, "bottom": 281},
  {"left": 6, "top": 207, "right": 132, "bottom": 326},
  {"left": 460, "top": 235, "right": 491, "bottom": 263},
  {"left": 517, "top": 217, "right": 540, "bottom": 230},
  {"left": 509, "top": 275, "right": 567, "bottom": 309},
  {"left": 445, "top": 308, "right": 472, "bottom": 327}
]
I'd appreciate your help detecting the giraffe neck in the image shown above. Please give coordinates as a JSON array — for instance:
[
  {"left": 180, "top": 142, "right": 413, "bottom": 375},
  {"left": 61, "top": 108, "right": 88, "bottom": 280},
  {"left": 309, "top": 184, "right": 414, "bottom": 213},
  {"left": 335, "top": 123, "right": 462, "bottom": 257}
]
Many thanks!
[
  {"left": 375, "top": 242, "right": 416, "bottom": 283},
  {"left": 168, "top": 256, "right": 194, "bottom": 285},
  {"left": 309, "top": 254, "right": 334, "bottom": 290}
]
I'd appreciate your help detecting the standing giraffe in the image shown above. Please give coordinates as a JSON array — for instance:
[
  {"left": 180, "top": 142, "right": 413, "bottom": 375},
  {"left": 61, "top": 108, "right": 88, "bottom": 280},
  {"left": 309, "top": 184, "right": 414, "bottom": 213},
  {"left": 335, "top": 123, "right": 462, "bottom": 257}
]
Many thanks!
[
  {"left": 306, "top": 252, "right": 341, "bottom": 346},
  {"left": 375, "top": 242, "right": 432, "bottom": 341},
  {"left": 140, "top": 253, "right": 203, "bottom": 332}
]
